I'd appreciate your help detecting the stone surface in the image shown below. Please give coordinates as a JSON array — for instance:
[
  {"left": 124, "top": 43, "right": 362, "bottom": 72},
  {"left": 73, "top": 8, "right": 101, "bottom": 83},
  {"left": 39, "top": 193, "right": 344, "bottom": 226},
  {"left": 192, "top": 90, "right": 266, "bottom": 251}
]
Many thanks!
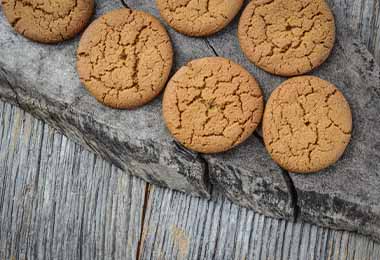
[
  {"left": 172, "top": 0, "right": 380, "bottom": 241},
  {"left": 0, "top": 0, "right": 210, "bottom": 198},
  {"left": 205, "top": 136, "right": 295, "bottom": 219},
  {"left": 0, "top": 0, "right": 294, "bottom": 218},
  {"left": 290, "top": 27, "right": 380, "bottom": 242},
  {"left": 0, "top": 0, "right": 380, "bottom": 241},
  {"left": 127, "top": 0, "right": 294, "bottom": 221}
]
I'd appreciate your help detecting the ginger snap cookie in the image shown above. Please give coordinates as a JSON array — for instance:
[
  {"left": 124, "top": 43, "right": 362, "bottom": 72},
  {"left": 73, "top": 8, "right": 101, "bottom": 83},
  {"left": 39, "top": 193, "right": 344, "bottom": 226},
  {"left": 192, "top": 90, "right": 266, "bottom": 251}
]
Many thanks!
[
  {"left": 77, "top": 9, "right": 173, "bottom": 109},
  {"left": 238, "top": 0, "right": 336, "bottom": 76},
  {"left": 163, "top": 57, "right": 264, "bottom": 153},
  {"left": 156, "top": 0, "right": 243, "bottom": 37},
  {"left": 1, "top": 0, "right": 94, "bottom": 43},
  {"left": 263, "top": 76, "right": 352, "bottom": 173}
]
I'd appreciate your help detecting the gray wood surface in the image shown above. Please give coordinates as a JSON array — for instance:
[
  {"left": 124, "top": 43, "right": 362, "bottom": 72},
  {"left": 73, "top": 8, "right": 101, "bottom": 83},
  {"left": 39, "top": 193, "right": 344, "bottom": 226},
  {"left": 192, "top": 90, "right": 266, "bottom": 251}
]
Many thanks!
[
  {"left": 0, "top": 102, "right": 146, "bottom": 260},
  {"left": 140, "top": 187, "right": 380, "bottom": 260},
  {"left": 0, "top": 0, "right": 380, "bottom": 259},
  {"left": 331, "top": 0, "right": 380, "bottom": 63}
]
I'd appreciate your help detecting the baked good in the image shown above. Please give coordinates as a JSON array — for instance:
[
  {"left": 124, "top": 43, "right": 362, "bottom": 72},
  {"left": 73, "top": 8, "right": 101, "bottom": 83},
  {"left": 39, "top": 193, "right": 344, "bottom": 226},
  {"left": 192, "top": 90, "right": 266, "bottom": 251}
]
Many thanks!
[
  {"left": 77, "top": 8, "right": 173, "bottom": 109},
  {"left": 238, "top": 0, "right": 335, "bottom": 76},
  {"left": 1, "top": 0, "right": 94, "bottom": 43},
  {"left": 163, "top": 57, "right": 264, "bottom": 153},
  {"left": 156, "top": 0, "right": 243, "bottom": 36},
  {"left": 263, "top": 76, "right": 352, "bottom": 173}
]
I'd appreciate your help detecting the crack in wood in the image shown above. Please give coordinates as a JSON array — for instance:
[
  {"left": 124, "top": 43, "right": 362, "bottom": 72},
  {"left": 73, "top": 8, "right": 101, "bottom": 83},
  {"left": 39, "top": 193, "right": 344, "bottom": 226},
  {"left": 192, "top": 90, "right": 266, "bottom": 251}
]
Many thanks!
[
  {"left": 205, "top": 38, "right": 219, "bottom": 56},
  {"left": 120, "top": 0, "right": 129, "bottom": 8},
  {"left": 136, "top": 184, "right": 151, "bottom": 260},
  {"left": 0, "top": 67, "right": 21, "bottom": 107},
  {"left": 253, "top": 131, "right": 300, "bottom": 220}
]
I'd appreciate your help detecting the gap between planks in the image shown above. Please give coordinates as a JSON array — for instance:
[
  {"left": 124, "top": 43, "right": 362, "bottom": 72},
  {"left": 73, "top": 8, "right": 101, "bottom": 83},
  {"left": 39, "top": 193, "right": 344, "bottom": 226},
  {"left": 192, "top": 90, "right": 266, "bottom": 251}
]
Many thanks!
[{"left": 136, "top": 184, "right": 151, "bottom": 260}]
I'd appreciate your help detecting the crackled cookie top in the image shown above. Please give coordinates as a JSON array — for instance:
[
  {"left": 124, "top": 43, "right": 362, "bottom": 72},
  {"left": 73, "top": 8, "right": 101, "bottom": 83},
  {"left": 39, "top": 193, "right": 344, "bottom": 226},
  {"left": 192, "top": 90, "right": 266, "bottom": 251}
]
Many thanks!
[
  {"left": 77, "top": 9, "right": 173, "bottom": 109},
  {"left": 1, "top": 0, "right": 94, "bottom": 43},
  {"left": 238, "top": 0, "right": 335, "bottom": 76},
  {"left": 156, "top": 0, "right": 243, "bottom": 36},
  {"left": 163, "top": 57, "right": 264, "bottom": 153},
  {"left": 263, "top": 76, "right": 352, "bottom": 173}
]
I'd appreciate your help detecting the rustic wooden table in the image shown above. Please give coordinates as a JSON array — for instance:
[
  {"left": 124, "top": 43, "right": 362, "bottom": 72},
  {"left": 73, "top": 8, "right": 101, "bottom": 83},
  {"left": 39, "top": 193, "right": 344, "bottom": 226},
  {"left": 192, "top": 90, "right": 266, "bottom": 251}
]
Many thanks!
[{"left": 1, "top": 1, "right": 380, "bottom": 259}]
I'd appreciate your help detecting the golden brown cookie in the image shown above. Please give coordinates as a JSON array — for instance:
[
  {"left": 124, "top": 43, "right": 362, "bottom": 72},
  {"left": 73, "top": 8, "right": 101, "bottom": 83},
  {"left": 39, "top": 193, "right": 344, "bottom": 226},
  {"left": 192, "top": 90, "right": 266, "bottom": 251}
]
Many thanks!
[
  {"left": 77, "top": 9, "right": 173, "bottom": 109},
  {"left": 163, "top": 57, "right": 264, "bottom": 153},
  {"left": 1, "top": 0, "right": 94, "bottom": 43},
  {"left": 156, "top": 0, "right": 243, "bottom": 37},
  {"left": 263, "top": 76, "right": 352, "bottom": 173},
  {"left": 238, "top": 0, "right": 335, "bottom": 76}
]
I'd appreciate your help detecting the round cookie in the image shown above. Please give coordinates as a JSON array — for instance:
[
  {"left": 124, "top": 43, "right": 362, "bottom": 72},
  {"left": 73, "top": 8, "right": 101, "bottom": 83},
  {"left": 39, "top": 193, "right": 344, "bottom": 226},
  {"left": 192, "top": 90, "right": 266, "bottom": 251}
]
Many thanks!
[
  {"left": 163, "top": 57, "right": 264, "bottom": 153},
  {"left": 238, "top": 0, "right": 335, "bottom": 76},
  {"left": 77, "top": 9, "right": 173, "bottom": 109},
  {"left": 156, "top": 0, "right": 243, "bottom": 37},
  {"left": 1, "top": 0, "right": 94, "bottom": 43},
  {"left": 263, "top": 76, "right": 352, "bottom": 173}
]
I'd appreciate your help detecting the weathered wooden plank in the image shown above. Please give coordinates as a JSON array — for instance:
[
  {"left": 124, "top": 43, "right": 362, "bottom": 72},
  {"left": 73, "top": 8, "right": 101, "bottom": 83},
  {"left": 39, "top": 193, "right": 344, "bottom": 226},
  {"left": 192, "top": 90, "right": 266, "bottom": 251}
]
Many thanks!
[
  {"left": 138, "top": 186, "right": 380, "bottom": 260},
  {"left": 328, "top": 0, "right": 380, "bottom": 64},
  {"left": 0, "top": 101, "right": 147, "bottom": 260}
]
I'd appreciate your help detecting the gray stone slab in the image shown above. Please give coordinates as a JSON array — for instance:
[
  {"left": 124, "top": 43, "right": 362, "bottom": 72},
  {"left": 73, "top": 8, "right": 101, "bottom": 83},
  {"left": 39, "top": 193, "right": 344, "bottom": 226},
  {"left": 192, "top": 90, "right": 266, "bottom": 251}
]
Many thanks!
[
  {"left": 290, "top": 27, "right": 380, "bottom": 242},
  {"left": 0, "top": 0, "right": 295, "bottom": 218},
  {"left": 126, "top": 0, "right": 295, "bottom": 219},
  {"left": 200, "top": 0, "right": 380, "bottom": 241},
  {"left": 205, "top": 136, "right": 295, "bottom": 219},
  {"left": 129, "top": 0, "right": 380, "bottom": 237},
  {"left": 290, "top": 3, "right": 380, "bottom": 243},
  {"left": 0, "top": 0, "right": 211, "bottom": 198}
]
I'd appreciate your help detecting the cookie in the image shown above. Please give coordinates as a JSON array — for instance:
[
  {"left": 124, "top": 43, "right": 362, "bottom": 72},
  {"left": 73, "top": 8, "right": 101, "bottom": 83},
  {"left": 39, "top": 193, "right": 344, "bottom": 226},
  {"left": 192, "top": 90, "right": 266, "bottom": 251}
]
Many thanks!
[
  {"left": 77, "top": 9, "right": 173, "bottom": 109},
  {"left": 263, "top": 76, "right": 352, "bottom": 173},
  {"left": 1, "top": 0, "right": 94, "bottom": 43},
  {"left": 238, "top": 0, "right": 335, "bottom": 76},
  {"left": 163, "top": 57, "right": 264, "bottom": 153},
  {"left": 156, "top": 0, "right": 243, "bottom": 37}
]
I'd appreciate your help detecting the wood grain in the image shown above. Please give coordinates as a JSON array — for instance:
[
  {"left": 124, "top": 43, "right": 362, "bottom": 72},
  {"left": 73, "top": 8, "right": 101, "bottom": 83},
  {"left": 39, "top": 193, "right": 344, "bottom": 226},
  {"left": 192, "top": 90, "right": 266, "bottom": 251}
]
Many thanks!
[
  {"left": 0, "top": 0, "right": 379, "bottom": 259},
  {"left": 0, "top": 102, "right": 147, "bottom": 260},
  {"left": 329, "top": 0, "right": 380, "bottom": 63},
  {"left": 139, "top": 187, "right": 380, "bottom": 260}
]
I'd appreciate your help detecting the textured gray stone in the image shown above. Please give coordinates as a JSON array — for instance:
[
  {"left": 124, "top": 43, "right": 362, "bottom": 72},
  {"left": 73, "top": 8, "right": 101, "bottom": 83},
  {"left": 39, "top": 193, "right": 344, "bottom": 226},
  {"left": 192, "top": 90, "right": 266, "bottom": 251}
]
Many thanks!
[
  {"left": 0, "top": 0, "right": 212, "bottom": 197},
  {"left": 0, "top": 0, "right": 295, "bottom": 218},
  {"left": 203, "top": 1, "right": 380, "bottom": 241},
  {"left": 205, "top": 136, "right": 295, "bottom": 219},
  {"left": 130, "top": 0, "right": 380, "bottom": 237},
  {"left": 289, "top": 4, "right": 380, "bottom": 242},
  {"left": 290, "top": 27, "right": 380, "bottom": 242},
  {"left": 126, "top": 0, "right": 294, "bottom": 220}
]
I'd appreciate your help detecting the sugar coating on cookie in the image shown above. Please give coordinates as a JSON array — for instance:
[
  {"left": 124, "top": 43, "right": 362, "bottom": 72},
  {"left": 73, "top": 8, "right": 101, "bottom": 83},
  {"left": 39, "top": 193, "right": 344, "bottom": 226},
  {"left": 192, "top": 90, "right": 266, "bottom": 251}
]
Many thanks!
[
  {"left": 156, "top": 0, "right": 243, "bottom": 36},
  {"left": 238, "top": 0, "right": 335, "bottom": 76},
  {"left": 263, "top": 76, "right": 352, "bottom": 173},
  {"left": 1, "top": 0, "right": 94, "bottom": 43},
  {"left": 163, "top": 57, "right": 264, "bottom": 153},
  {"left": 77, "top": 9, "right": 173, "bottom": 109}
]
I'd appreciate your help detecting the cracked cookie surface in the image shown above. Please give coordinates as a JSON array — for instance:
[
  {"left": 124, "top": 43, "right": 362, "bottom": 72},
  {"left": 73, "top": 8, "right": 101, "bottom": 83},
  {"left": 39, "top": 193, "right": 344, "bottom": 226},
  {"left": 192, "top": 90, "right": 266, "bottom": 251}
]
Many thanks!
[
  {"left": 238, "top": 0, "right": 335, "bottom": 76},
  {"left": 163, "top": 57, "right": 264, "bottom": 153},
  {"left": 77, "top": 8, "right": 173, "bottom": 109},
  {"left": 156, "top": 0, "right": 243, "bottom": 36},
  {"left": 1, "top": 0, "right": 94, "bottom": 43},
  {"left": 263, "top": 76, "right": 352, "bottom": 173}
]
